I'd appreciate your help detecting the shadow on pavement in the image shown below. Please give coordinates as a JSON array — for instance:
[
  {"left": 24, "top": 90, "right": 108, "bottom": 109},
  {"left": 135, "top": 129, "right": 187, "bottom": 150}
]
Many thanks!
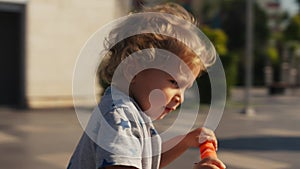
[{"left": 219, "top": 136, "right": 300, "bottom": 151}]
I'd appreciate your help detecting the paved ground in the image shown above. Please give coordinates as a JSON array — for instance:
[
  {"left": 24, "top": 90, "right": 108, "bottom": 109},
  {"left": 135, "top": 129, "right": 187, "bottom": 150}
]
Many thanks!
[
  {"left": 164, "top": 88, "right": 300, "bottom": 169},
  {"left": 0, "top": 88, "right": 299, "bottom": 169}
]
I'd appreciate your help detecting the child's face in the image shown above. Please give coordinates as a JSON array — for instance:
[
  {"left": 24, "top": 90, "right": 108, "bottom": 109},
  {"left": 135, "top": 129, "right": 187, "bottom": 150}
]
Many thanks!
[{"left": 129, "top": 66, "right": 200, "bottom": 120}]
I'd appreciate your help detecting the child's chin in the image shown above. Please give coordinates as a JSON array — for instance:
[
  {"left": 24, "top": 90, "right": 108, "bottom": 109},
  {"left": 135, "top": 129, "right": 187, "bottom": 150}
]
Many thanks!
[{"left": 156, "top": 113, "right": 168, "bottom": 120}]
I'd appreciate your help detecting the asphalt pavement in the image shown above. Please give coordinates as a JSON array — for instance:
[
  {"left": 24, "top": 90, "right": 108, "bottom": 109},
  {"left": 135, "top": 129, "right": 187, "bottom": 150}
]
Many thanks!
[{"left": 0, "top": 88, "right": 299, "bottom": 169}]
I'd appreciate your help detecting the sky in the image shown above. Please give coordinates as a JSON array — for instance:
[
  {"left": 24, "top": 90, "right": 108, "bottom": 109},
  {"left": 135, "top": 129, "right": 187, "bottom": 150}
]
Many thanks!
[{"left": 280, "top": 0, "right": 299, "bottom": 16}]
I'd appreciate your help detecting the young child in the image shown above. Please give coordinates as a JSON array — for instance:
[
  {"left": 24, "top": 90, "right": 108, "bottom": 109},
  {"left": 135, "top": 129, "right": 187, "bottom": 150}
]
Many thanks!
[{"left": 67, "top": 3, "right": 225, "bottom": 169}]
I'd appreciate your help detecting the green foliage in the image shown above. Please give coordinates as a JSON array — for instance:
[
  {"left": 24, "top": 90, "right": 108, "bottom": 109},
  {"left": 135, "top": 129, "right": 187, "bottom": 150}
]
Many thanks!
[
  {"left": 221, "top": 52, "right": 239, "bottom": 92},
  {"left": 197, "top": 25, "right": 240, "bottom": 103},
  {"left": 200, "top": 25, "right": 238, "bottom": 92},
  {"left": 220, "top": 0, "right": 270, "bottom": 86},
  {"left": 219, "top": 0, "right": 246, "bottom": 51},
  {"left": 265, "top": 46, "right": 279, "bottom": 64},
  {"left": 201, "top": 26, "right": 228, "bottom": 56},
  {"left": 220, "top": 0, "right": 269, "bottom": 52},
  {"left": 284, "top": 14, "right": 300, "bottom": 41},
  {"left": 196, "top": 52, "right": 239, "bottom": 104}
]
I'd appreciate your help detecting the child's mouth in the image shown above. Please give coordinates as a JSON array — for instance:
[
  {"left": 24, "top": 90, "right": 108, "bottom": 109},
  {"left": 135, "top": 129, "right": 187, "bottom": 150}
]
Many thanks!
[
  {"left": 157, "top": 106, "right": 176, "bottom": 120},
  {"left": 164, "top": 107, "right": 175, "bottom": 113}
]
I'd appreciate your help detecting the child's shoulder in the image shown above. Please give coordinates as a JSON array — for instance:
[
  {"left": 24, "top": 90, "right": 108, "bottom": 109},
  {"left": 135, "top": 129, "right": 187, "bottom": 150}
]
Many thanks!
[
  {"left": 91, "top": 88, "right": 145, "bottom": 134},
  {"left": 98, "top": 86, "right": 140, "bottom": 118}
]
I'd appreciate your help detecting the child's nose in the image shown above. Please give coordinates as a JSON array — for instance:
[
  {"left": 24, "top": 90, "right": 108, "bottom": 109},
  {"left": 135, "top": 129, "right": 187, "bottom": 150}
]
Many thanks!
[{"left": 174, "top": 92, "right": 184, "bottom": 104}]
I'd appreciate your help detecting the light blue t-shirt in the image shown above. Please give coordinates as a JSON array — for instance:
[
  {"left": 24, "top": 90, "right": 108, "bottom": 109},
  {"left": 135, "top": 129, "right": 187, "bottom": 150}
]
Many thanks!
[{"left": 67, "top": 86, "right": 162, "bottom": 169}]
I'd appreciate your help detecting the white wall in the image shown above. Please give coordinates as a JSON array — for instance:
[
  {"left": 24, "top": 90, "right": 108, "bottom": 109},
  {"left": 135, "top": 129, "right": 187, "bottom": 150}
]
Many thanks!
[{"left": 22, "top": 0, "right": 131, "bottom": 108}]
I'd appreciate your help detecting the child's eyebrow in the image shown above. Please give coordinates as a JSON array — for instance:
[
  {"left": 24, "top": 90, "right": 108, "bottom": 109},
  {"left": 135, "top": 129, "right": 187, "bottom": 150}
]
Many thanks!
[{"left": 174, "top": 74, "right": 194, "bottom": 88}]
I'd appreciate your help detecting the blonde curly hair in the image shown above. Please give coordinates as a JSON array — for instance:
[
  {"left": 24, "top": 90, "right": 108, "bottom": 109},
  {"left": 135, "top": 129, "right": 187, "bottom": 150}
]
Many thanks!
[{"left": 98, "top": 2, "right": 215, "bottom": 86}]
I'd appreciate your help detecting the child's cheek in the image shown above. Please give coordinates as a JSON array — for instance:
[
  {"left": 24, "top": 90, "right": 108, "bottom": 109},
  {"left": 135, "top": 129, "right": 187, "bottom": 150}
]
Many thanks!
[{"left": 145, "top": 89, "right": 166, "bottom": 120}]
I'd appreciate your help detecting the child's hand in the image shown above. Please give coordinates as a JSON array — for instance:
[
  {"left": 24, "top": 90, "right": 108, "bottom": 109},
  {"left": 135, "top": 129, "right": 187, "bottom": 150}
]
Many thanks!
[
  {"left": 184, "top": 127, "right": 218, "bottom": 150},
  {"left": 193, "top": 157, "right": 226, "bottom": 169}
]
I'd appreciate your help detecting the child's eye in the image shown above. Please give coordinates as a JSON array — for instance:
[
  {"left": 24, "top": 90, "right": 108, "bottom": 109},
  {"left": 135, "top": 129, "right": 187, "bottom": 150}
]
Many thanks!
[{"left": 169, "top": 80, "right": 179, "bottom": 88}]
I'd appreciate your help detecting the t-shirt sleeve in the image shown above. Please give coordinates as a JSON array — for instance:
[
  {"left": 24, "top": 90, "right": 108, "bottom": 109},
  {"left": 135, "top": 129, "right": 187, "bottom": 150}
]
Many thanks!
[{"left": 94, "top": 107, "right": 143, "bottom": 169}]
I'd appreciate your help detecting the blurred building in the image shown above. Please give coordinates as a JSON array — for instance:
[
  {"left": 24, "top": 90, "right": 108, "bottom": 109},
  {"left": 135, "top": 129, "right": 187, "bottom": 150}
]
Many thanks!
[
  {"left": 0, "top": 0, "right": 132, "bottom": 108},
  {"left": 256, "top": 0, "right": 282, "bottom": 30}
]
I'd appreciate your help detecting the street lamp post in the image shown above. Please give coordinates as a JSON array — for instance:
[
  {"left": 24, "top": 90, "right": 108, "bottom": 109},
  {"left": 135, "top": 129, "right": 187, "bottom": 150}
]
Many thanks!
[{"left": 241, "top": 0, "right": 256, "bottom": 115}]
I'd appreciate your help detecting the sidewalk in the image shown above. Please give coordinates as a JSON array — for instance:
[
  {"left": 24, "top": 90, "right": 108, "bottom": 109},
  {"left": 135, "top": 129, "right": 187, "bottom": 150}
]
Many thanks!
[
  {"left": 0, "top": 88, "right": 299, "bottom": 169},
  {"left": 166, "top": 88, "right": 300, "bottom": 169}
]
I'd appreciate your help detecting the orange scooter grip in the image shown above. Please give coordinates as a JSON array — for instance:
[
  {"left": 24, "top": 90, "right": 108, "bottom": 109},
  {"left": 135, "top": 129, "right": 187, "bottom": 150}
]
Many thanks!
[{"left": 199, "top": 141, "right": 217, "bottom": 159}]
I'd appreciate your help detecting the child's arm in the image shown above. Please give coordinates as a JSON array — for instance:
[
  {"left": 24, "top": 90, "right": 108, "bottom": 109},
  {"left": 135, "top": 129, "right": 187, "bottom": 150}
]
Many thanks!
[
  {"left": 160, "top": 127, "right": 218, "bottom": 168},
  {"left": 160, "top": 135, "right": 189, "bottom": 168}
]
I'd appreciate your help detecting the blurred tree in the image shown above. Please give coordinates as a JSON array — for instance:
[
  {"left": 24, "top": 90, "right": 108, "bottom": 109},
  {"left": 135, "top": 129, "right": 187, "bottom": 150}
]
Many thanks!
[
  {"left": 196, "top": 26, "right": 240, "bottom": 104},
  {"left": 195, "top": 0, "right": 221, "bottom": 27},
  {"left": 219, "top": 0, "right": 270, "bottom": 86},
  {"left": 297, "top": 0, "right": 300, "bottom": 13},
  {"left": 265, "top": 45, "right": 279, "bottom": 65},
  {"left": 282, "top": 14, "right": 300, "bottom": 86},
  {"left": 201, "top": 26, "right": 228, "bottom": 56},
  {"left": 284, "top": 14, "right": 300, "bottom": 41}
]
